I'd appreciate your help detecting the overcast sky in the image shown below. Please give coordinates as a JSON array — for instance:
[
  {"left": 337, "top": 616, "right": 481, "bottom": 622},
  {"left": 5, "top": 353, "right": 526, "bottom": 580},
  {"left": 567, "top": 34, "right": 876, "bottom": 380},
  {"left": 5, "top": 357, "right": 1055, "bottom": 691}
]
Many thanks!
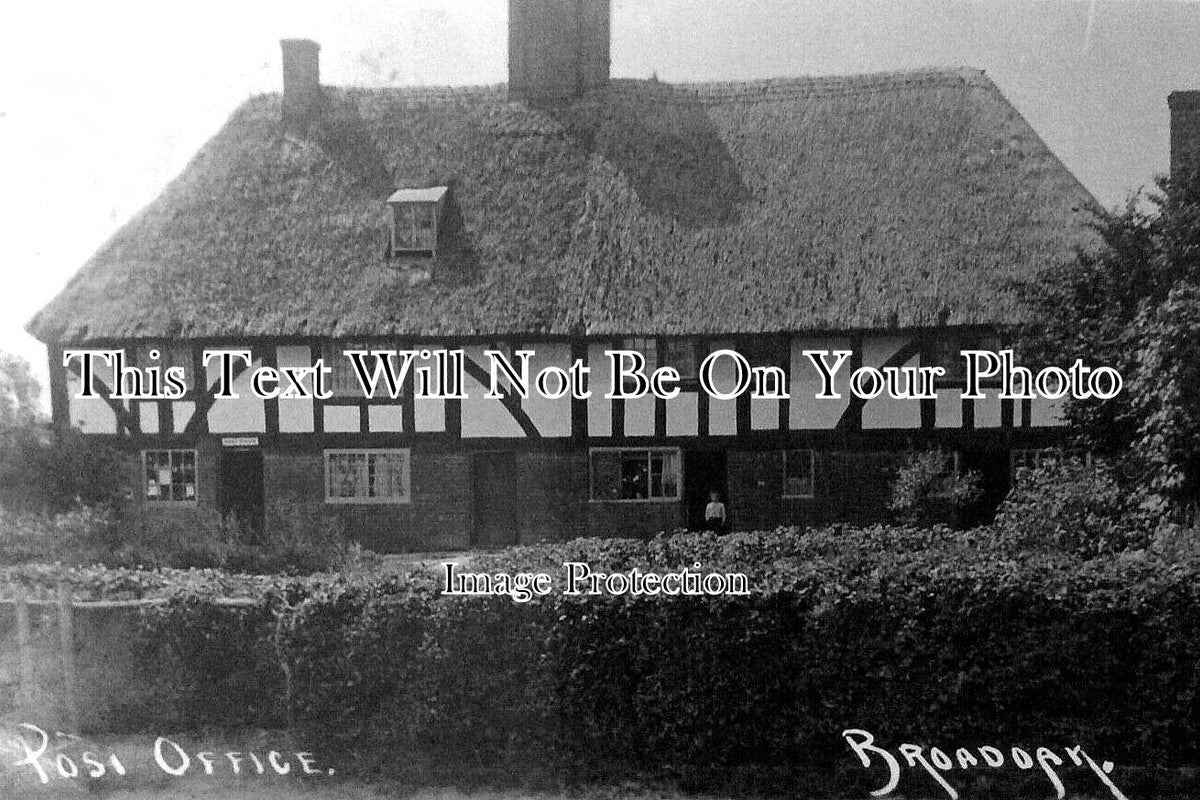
[{"left": 2, "top": 0, "right": 1199, "bottom": 389}]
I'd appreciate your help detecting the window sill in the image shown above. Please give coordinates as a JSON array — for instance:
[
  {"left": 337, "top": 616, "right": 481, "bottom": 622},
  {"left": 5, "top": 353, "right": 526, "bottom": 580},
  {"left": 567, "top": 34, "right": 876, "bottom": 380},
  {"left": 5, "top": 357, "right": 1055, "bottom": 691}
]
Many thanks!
[
  {"left": 325, "top": 498, "right": 411, "bottom": 506},
  {"left": 588, "top": 497, "right": 681, "bottom": 504}
]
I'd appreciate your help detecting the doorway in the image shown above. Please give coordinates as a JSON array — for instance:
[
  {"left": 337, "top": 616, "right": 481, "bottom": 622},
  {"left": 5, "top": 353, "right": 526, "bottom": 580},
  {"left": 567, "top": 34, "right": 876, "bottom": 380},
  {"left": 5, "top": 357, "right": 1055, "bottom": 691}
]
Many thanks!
[
  {"left": 219, "top": 449, "right": 265, "bottom": 535},
  {"left": 472, "top": 451, "right": 520, "bottom": 548},
  {"left": 684, "top": 449, "right": 728, "bottom": 531},
  {"left": 961, "top": 450, "right": 1012, "bottom": 527}
]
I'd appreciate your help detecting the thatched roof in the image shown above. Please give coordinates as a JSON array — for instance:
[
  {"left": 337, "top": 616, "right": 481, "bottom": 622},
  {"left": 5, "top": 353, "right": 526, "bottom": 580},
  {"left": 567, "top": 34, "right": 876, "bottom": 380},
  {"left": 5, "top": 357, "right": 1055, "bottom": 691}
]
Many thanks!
[{"left": 28, "top": 69, "right": 1098, "bottom": 343}]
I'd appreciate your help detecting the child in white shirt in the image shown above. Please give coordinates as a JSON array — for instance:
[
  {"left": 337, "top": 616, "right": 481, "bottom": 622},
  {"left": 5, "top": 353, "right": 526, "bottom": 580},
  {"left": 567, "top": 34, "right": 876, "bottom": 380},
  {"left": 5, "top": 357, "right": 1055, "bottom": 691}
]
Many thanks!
[{"left": 704, "top": 490, "right": 727, "bottom": 533}]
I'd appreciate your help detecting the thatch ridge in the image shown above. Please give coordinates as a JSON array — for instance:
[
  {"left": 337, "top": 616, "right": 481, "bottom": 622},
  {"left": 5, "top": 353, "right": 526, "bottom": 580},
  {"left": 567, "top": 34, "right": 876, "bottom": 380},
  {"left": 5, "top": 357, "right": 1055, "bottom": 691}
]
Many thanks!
[{"left": 28, "top": 68, "right": 1098, "bottom": 342}]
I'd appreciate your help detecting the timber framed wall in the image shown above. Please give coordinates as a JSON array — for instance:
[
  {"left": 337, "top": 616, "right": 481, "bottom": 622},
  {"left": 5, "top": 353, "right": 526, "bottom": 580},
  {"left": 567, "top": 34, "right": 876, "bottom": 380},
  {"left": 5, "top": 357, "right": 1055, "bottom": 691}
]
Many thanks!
[{"left": 49, "top": 328, "right": 1070, "bottom": 552}]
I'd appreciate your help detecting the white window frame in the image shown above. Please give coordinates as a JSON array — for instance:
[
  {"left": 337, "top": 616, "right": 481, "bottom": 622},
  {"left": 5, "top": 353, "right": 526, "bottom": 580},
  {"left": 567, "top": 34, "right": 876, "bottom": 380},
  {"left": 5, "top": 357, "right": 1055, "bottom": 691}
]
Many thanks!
[
  {"left": 391, "top": 202, "right": 439, "bottom": 254},
  {"left": 324, "top": 448, "right": 412, "bottom": 505},
  {"left": 1010, "top": 447, "right": 1093, "bottom": 479},
  {"left": 781, "top": 448, "right": 815, "bottom": 499},
  {"left": 589, "top": 447, "right": 682, "bottom": 503},
  {"left": 142, "top": 449, "right": 199, "bottom": 504}
]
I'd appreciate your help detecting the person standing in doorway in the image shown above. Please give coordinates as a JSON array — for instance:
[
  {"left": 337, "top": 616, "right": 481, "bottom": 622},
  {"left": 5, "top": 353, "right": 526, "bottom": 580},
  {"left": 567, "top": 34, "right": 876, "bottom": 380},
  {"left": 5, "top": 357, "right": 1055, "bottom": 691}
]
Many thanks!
[{"left": 704, "top": 490, "right": 727, "bottom": 533}]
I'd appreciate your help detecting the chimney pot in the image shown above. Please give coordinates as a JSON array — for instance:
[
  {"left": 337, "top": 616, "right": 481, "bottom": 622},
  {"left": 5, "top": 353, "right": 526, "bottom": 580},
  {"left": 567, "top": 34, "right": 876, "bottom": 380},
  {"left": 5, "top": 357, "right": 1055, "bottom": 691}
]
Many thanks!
[
  {"left": 281, "top": 38, "right": 322, "bottom": 134},
  {"left": 1168, "top": 90, "right": 1200, "bottom": 184}
]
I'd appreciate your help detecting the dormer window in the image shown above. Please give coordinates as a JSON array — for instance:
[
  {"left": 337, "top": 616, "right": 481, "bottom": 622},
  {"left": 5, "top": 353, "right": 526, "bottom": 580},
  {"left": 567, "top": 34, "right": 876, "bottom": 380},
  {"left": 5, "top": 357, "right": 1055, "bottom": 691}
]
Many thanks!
[{"left": 387, "top": 186, "right": 447, "bottom": 257}]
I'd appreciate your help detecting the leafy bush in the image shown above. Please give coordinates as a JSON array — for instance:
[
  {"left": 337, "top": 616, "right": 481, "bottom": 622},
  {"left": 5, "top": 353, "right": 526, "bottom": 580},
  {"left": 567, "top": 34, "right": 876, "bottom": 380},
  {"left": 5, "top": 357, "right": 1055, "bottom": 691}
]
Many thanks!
[
  {"left": 26, "top": 525, "right": 1191, "bottom": 788},
  {"left": 226, "top": 501, "right": 374, "bottom": 574},
  {"left": 0, "top": 505, "right": 121, "bottom": 565},
  {"left": 993, "top": 456, "right": 1161, "bottom": 556},
  {"left": 279, "top": 530, "right": 1200, "bottom": 789},
  {"left": 0, "top": 428, "right": 129, "bottom": 513},
  {"left": 8, "top": 525, "right": 1197, "bottom": 793},
  {"left": 1019, "top": 170, "right": 1200, "bottom": 514},
  {"left": 887, "top": 446, "right": 983, "bottom": 526},
  {"left": 0, "top": 499, "right": 375, "bottom": 574}
]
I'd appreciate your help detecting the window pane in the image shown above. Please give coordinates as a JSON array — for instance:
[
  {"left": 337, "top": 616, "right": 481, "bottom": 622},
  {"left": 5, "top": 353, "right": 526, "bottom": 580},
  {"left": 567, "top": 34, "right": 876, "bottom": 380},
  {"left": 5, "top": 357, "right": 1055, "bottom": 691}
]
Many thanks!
[
  {"left": 1011, "top": 447, "right": 1090, "bottom": 481},
  {"left": 394, "top": 203, "right": 436, "bottom": 251},
  {"left": 649, "top": 453, "right": 664, "bottom": 497},
  {"left": 144, "top": 450, "right": 197, "bottom": 502},
  {"left": 414, "top": 204, "right": 436, "bottom": 249},
  {"left": 325, "top": 450, "right": 409, "bottom": 503},
  {"left": 660, "top": 451, "right": 680, "bottom": 498},
  {"left": 377, "top": 453, "right": 397, "bottom": 498},
  {"left": 618, "top": 338, "right": 656, "bottom": 371},
  {"left": 620, "top": 452, "right": 650, "bottom": 499},
  {"left": 783, "top": 449, "right": 814, "bottom": 497},
  {"left": 661, "top": 339, "right": 695, "bottom": 380},
  {"left": 393, "top": 205, "right": 415, "bottom": 248},
  {"left": 590, "top": 450, "right": 622, "bottom": 501},
  {"left": 593, "top": 449, "right": 680, "bottom": 501},
  {"left": 324, "top": 343, "right": 374, "bottom": 397},
  {"left": 620, "top": 338, "right": 656, "bottom": 393},
  {"left": 328, "top": 454, "right": 360, "bottom": 498}
]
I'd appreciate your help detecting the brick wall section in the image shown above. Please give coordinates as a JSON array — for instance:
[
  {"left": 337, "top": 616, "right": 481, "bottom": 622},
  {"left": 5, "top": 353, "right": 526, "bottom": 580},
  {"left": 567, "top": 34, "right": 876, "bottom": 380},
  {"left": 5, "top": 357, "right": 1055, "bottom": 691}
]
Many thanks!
[
  {"left": 816, "top": 451, "right": 906, "bottom": 523},
  {"left": 726, "top": 449, "right": 782, "bottom": 531},
  {"left": 119, "top": 442, "right": 909, "bottom": 554},
  {"left": 264, "top": 449, "right": 473, "bottom": 552},
  {"left": 510, "top": 451, "right": 588, "bottom": 544},
  {"left": 585, "top": 499, "right": 683, "bottom": 539},
  {"left": 726, "top": 448, "right": 904, "bottom": 530}
]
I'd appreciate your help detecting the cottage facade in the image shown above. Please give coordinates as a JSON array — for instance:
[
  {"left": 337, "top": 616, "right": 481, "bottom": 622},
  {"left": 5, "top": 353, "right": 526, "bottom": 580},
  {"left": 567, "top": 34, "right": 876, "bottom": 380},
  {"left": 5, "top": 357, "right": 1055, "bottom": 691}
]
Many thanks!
[{"left": 31, "top": 0, "right": 1117, "bottom": 551}]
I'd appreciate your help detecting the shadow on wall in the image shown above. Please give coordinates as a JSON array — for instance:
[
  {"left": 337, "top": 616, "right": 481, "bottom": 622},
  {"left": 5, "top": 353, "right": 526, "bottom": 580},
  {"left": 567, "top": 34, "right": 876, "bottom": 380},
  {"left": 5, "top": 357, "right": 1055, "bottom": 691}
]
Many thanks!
[{"left": 547, "top": 81, "right": 751, "bottom": 228}]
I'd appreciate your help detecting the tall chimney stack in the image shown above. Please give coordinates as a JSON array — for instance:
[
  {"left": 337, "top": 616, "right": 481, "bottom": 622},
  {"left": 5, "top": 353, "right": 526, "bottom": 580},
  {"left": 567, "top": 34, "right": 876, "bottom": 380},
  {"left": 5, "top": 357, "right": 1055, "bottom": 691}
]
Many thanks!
[
  {"left": 281, "top": 38, "right": 322, "bottom": 134},
  {"left": 509, "top": 0, "right": 610, "bottom": 103},
  {"left": 1168, "top": 90, "right": 1200, "bottom": 184}
]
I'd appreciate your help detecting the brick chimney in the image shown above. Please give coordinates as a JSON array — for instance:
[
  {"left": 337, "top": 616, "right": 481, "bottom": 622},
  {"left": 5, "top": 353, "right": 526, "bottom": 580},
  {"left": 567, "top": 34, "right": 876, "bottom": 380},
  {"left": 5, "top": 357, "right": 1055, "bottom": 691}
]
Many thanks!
[
  {"left": 281, "top": 38, "right": 322, "bottom": 134},
  {"left": 1168, "top": 90, "right": 1200, "bottom": 183},
  {"left": 508, "top": 0, "right": 610, "bottom": 103}
]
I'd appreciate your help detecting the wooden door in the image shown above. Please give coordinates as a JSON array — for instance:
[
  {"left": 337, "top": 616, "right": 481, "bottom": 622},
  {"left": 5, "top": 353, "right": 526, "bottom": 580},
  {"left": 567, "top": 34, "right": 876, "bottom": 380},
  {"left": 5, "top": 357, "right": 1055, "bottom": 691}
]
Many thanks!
[
  {"left": 472, "top": 451, "right": 520, "bottom": 548},
  {"left": 219, "top": 449, "right": 264, "bottom": 536}
]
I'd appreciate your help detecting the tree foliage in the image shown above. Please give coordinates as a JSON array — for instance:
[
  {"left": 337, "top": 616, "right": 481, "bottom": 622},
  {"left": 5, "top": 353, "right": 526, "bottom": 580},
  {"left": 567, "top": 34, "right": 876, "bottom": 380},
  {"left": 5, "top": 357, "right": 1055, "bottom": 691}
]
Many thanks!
[
  {"left": 1022, "top": 170, "right": 1200, "bottom": 512},
  {"left": 0, "top": 352, "right": 43, "bottom": 431},
  {"left": 0, "top": 351, "right": 127, "bottom": 512},
  {"left": 887, "top": 446, "right": 982, "bottom": 526}
]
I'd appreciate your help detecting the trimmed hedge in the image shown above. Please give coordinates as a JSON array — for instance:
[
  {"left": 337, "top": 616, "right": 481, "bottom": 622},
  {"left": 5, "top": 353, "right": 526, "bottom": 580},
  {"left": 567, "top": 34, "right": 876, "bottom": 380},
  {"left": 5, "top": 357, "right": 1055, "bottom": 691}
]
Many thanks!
[
  {"left": 280, "top": 532, "right": 1200, "bottom": 788},
  {"left": 14, "top": 525, "right": 1200, "bottom": 794}
]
